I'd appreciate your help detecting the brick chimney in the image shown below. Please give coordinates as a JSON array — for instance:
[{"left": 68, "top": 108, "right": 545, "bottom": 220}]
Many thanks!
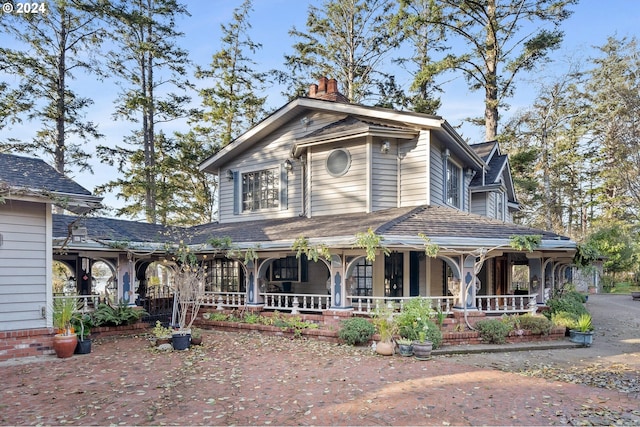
[{"left": 307, "top": 76, "right": 349, "bottom": 103}]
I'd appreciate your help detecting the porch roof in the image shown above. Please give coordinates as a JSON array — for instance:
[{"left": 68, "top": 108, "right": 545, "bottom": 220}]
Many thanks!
[
  {"left": 53, "top": 205, "right": 574, "bottom": 253},
  {"left": 0, "top": 153, "right": 102, "bottom": 214}
]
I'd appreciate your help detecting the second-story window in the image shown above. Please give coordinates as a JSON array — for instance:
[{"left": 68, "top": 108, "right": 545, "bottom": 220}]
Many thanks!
[
  {"left": 446, "top": 159, "right": 461, "bottom": 208},
  {"left": 242, "top": 168, "right": 279, "bottom": 212}
]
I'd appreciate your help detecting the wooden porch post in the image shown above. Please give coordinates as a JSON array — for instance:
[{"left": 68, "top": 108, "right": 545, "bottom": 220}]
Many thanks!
[{"left": 329, "top": 254, "right": 348, "bottom": 309}]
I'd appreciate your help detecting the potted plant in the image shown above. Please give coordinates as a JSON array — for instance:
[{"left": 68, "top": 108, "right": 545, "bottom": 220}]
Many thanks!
[
  {"left": 51, "top": 296, "right": 79, "bottom": 358},
  {"left": 190, "top": 327, "right": 203, "bottom": 345},
  {"left": 396, "top": 338, "right": 413, "bottom": 357},
  {"left": 570, "top": 313, "right": 594, "bottom": 346},
  {"left": 395, "top": 297, "right": 443, "bottom": 357},
  {"left": 152, "top": 320, "right": 173, "bottom": 346},
  {"left": 71, "top": 312, "right": 93, "bottom": 354},
  {"left": 372, "top": 304, "right": 397, "bottom": 356},
  {"left": 412, "top": 330, "right": 433, "bottom": 360}
]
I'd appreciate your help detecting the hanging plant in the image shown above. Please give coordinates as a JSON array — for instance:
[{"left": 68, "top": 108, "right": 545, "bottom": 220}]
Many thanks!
[
  {"left": 354, "top": 228, "right": 390, "bottom": 262},
  {"left": 292, "top": 236, "right": 331, "bottom": 262}
]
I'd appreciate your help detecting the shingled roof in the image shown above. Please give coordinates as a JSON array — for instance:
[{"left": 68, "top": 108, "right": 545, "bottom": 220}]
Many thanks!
[
  {"left": 53, "top": 205, "right": 572, "bottom": 252},
  {"left": 53, "top": 214, "right": 182, "bottom": 244},
  {"left": 0, "top": 153, "right": 102, "bottom": 213}
]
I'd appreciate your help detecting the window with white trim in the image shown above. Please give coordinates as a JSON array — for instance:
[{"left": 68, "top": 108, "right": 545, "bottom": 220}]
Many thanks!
[
  {"left": 446, "top": 159, "right": 461, "bottom": 208},
  {"left": 242, "top": 168, "right": 279, "bottom": 212}
]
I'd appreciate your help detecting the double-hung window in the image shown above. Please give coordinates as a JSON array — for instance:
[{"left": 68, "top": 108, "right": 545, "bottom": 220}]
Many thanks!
[
  {"left": 446, "top": 159, "right": 461, "bottom": 208},
  {"left": 242, "top": 168, "right": 279, "bottom": 212}
]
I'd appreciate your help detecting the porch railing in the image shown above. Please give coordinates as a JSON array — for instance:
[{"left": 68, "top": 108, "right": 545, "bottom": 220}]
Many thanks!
[
  {"left": 475, "top": 294, "right": 538, "bottom": 314},
  {"left": 263, "top": 293, "right": 331, "bottom": 313},
  {"left": 202, "top": 291, "right": 246, "bottom": 309},
  {"left": 348, "top": 296, "right": 456, "bottom": 315}
]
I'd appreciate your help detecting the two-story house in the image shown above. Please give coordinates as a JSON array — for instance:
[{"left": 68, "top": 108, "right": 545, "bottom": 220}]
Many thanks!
[
  {"left": 190, "top": 77, "right": 575, "bottom": 313},
  {"left": 51, "top": 77, "right": 576, "bottom": 322}
]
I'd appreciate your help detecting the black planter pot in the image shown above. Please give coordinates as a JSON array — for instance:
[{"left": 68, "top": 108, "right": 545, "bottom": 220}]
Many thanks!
[
  {"left": 172, "top": 333, "right": 191, "bottom": 350},
  {"left": 75, "top": 338, "right": 92, "bottom": 354}
]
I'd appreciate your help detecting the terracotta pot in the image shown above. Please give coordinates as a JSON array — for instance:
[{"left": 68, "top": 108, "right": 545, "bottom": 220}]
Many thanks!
[
  {"left": 375, "top": 341, "right": 394, "bottom": 356},
  {"left": 53, "top": 334, "right": 77, "bottom": 358},
  {"left": 190, "top": 336, "right": 202, "bottom": 346}
]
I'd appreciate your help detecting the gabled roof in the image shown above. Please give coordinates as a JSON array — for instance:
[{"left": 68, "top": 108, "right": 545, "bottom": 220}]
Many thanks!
[
  {"left": 199, "top": 97, "right": 484, "bottom": 174},
  {"left": 470, "top": 141, "right": 499, "bottom": 162},
  {"left": 53, "top": 205, "right": 574, "bottom": 253},
  {"left": 0, "top": 153, "right": 102, "bottom": 214},
  {"left": 291, "top": 116, "right": 419, "bottom": 157}
]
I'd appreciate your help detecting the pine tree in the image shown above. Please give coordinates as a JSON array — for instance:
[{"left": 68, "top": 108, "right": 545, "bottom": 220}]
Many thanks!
[
  {"left": 0, "top": 0, "right": 104, "bottom": 175},
  {"left": 387, "top": 0, "right": 447, "bottom": 114},
  {"left": 96, "top": 0, "right": 193, "bottom": 224},
  {"left": 585, "top": 36, "right": 640, "bottom": 222},
  {"left": 281, "top": 0, "right": 399, "bottom": 103},
  {"left": 434, "top": 0, "right": 577, "bottom": 141},
  {"left": 194, "top": 0, "right": 266, "bottom": 148}
]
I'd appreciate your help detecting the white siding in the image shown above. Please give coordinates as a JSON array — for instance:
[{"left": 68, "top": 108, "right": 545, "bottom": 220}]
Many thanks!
[
  {"left": 0, "top": 200, "right": 49, "bottom": 331},
  {"left": 372, "top": 138, "right": 398, "bottom": 211},
  {"left": 399, "top": 131, "right": 429, "bottom": 207},
  {"left": 310, "top": 139, "right": 368, "bottom": 216},
  {"left": 219, "top": 111, "right": 346, "bottom": 223}
]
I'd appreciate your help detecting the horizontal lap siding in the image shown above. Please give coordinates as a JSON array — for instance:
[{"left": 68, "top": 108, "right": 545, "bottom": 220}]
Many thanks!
[
  {"left": 311, "top": 140, "right": 367, "bottom": 216},
  {"left": 372, "top": 140, "right": 397, "bottom": 211},
  {"left": 219, "top": 112, "right": 345, "bottom": 223},
  {"left": 430, "top": 143, "right": 445, "bottom": 205},
  {"left": 400, "top": 132, "right": 428, "bottom": 207},
  {"left": 471, "top": 193, "right": 488, "bottom": 216},
  {"left": 0, "top": 201, "right": 47, "bottom": 331}
]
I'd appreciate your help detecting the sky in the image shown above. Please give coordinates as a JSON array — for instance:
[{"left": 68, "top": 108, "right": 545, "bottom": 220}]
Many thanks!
[{"left": 2, "top": 0, "right": 639, "bottom": 217}]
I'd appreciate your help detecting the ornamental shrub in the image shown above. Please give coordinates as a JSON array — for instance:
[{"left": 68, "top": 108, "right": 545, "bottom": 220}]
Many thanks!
[
  {"left": 517, "top": 314, "right": 552, "bottom": 335},
  {"left": 475, "top": 319, "right": 511, "bottom": 344},
  {"left": 545, "top": 294, "right": 588, "bottom": 320},
  {"left": 551, "top": 311, "right": 578, "bottom": 330},
  {"left": 338, "top": 317, "right": 375, "bottom": 346}
]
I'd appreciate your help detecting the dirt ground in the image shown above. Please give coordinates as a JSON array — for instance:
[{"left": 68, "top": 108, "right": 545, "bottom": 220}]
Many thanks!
[{"left": 1, "top": 294, "right": 639, "bottom": 426}]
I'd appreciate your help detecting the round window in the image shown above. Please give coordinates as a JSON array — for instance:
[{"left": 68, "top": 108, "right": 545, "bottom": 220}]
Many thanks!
[{"left": 326, "top": 148, "right": 351, "bottom": 177}]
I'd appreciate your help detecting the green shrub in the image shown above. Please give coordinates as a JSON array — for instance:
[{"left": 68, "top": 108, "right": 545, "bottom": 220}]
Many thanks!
[
  {"left": 421, "top": 319, "right": 443, "bottom": 349},
  {"left": 551, "top": 311, "right": 577, "bottom": 329},
  {"left": 338, "top": 317, "right": 375, "bottom": 346},
  {"left": 92, "top": 301, "right": 147, "bottom": 326},
  {"left": 475, "top": 319, "right": 511, "bottom": 344},
  {"left": 517, "top": 314, "right": 552, "bottom": 335},
  {"left": 545, "top": 294, "right": 588, "bottom": 320}
]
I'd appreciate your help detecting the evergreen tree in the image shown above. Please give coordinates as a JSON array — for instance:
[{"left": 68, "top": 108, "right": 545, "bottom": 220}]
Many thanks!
[
  {"left": 194, "top": 0, "right": 266, "bottom": 147},
  {"left": 0, "top": 0, "right": 104, "bottom": 175},
  {"left": 387, "top": 0, "right": 447, "bottom": 114},
  {"left": 281, "top": 0, "right": 399, "bottom": 103},
  {"left": 434, "top": 0, "right": 577, "bottom": 141},
  {"left": 501, "top": 64, "right": 595, "bottom": 238},
  {"left": 585, "top": 36, "right": 640, "bottom": 222},
  {"left": 96, "top": 0, "right": 193, "bottom": 224}
]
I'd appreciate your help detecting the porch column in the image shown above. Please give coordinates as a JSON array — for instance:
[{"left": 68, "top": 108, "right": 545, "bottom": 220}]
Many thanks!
[
  {"left": 245, "top": 259, "right": 261, "bottom": 306},
  {"left": 329, "top": 254, "right": 348, "bottom": 309},
  {"left": 460, "top": 255, "right": 477, "bottom": 310},
  {"left": 527, "top": 257, "right": 543, "bottom": 304},
  {"left": 117, "top": 253, "right": 135, "bottom": 305}
]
